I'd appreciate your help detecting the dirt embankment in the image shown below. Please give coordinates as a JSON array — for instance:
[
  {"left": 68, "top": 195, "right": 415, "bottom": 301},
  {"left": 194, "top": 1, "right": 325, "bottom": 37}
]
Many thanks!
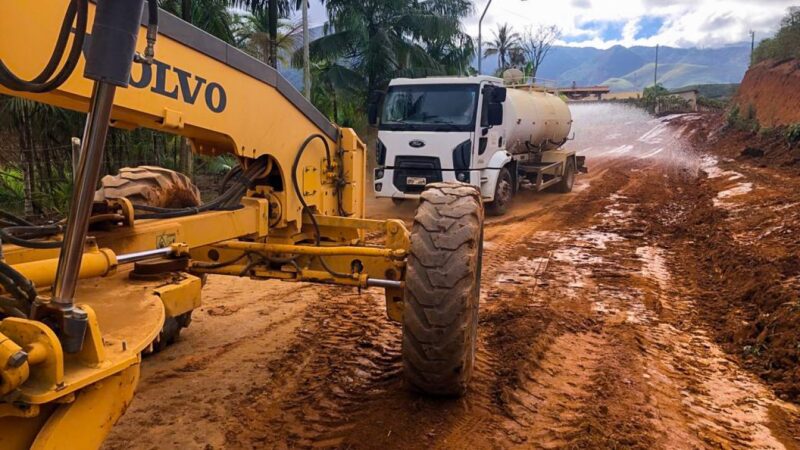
[
  {"left": 666, "top": 112, "right": 800, "bottom": 401},
  {"left": 736, "top": 59, "right": 800, "bottom": 127}
]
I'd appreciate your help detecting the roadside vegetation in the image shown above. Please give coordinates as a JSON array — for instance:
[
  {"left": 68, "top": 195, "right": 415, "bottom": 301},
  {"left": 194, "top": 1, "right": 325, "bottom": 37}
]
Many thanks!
[
  {"left": 752, "top": 6, "right": 800, "bottom": 64},
  {"left": 727, "top": 103, "right": 760, "bottom": 133}
]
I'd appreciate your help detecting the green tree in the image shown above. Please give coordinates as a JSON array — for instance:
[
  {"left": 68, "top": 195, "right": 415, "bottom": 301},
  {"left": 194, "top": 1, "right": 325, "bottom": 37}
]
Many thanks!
[
  {"left": 641, "top": 83, "right": 668, "bottom": 113},
  {"left": 0, "top": 97, "right": 85, "bottom": 215},
  {"left": 159, "top": 0, "right": 240, "bottom": 44},
  {"left": 160, "top": 0, "right": 296, "bottom": 67},
  {"left": 308, "top": 60, "right": 364, "bottom": 124},
  {"left": 753, "top": 7, "right": 800, "bottom": 64},
  {"left": 307, "top": 0, "right": 473, "bottom": 94},
  {"left": 426, "top": 32, "right": 475, "bottom": 76},
  {"left": 521, "top": 25, "right": 561, "bottom": 79},
  {"left": 483, "top": 23, "right": 521, "bottom": 72},
  {"left": 240, "top": 9, "right": 303, "bottom": 68}
]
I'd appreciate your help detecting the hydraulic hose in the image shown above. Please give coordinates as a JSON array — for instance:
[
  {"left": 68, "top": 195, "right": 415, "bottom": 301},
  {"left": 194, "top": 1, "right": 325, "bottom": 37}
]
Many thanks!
[
  {"left": 0, "top": 210, "right": 34, "bottom": 227},
  {"left": 0, "top": 0, "right": 88, "bottom": 93},
  {"left": 0, "top": 261, "right": 38, "bottom": 317},
  {"left": 133, "top": 157, "right": 269, "bottom": 219},
  {"left": 0, "top": 225, "right": 64, "bottom": 249},
  {"left": 290, "top": 134, "right": 353, "bottom": 279}
]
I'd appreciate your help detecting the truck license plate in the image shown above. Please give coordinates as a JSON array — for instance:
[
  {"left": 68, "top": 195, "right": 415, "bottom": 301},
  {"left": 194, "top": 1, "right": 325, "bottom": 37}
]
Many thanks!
[{"left": 406, "top": 177, "right": 427, "bottom": 186}]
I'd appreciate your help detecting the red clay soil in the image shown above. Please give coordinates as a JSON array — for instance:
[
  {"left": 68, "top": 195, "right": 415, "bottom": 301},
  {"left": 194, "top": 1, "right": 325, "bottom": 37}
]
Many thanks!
[
  {"left": 736, "top": 58, "right": 800, "bottom": 127},
  {"left": 683, "top": 112, "right": 800, "bottom": 170},
  {"left": 663, "top": 113, "right": 800, "bottom": 401}
]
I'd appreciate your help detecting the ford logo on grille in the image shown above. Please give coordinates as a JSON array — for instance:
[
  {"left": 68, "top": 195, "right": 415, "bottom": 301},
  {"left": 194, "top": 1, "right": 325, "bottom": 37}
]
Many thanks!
[{"left": 409, "top": 140, "right": 426, "bottom": 148}]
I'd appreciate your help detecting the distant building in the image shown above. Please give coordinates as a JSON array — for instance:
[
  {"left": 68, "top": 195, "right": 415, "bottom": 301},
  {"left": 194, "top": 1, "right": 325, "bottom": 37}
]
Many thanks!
[
  {"left": 667, "top": 89, "right": 699, "bottom": 112},
  {"left": 600, "top": 91, "right": 642, "bottom": 101},
  {"left": 560, "top": 85, "right": 611, "bottom": 101}
]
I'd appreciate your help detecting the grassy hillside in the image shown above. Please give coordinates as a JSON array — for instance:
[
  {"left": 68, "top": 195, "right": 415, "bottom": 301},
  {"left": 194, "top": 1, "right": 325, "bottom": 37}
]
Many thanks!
[{"left": 605, "top": 63, "right": 723, "bottom": 91}]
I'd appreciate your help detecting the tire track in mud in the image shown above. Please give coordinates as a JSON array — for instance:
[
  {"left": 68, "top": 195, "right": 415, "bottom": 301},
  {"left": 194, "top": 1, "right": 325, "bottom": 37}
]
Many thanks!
[
  {"left": 104, "top": 279, "right": 317, "bottom": 449},
  {"left": 548, "top": 165, "right": 800, "bottom": 449},
  {"left": 476, "top": 167, "right": 653, "bottom": 448},
  {"left": 478, "top": 156, "right": 800, "bottom": 449},
  {"left": 222, "top": 287, "right": 403, "bottom": 448},
  {"left": 205, "top": 166, "right": 637, "bottom": 449}
]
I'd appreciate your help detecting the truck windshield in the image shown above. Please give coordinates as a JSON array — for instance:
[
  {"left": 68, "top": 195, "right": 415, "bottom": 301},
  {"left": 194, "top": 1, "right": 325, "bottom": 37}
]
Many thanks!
[{"left": 380, "top": 84, "right": 479, "bottom": 132}]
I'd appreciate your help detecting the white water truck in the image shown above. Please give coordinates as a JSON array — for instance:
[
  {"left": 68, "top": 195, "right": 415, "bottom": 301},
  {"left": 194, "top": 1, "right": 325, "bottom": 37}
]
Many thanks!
[{"left": 368, "top": 74, "right": 586, "bottom": 215}]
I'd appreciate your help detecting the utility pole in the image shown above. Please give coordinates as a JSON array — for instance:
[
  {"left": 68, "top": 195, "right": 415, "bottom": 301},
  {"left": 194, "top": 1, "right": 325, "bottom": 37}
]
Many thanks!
[
  {"left": 750, "top": 31, "right": 755, "bottom": 66},
  {"left": 477, "top": 0, "right": 493, "bottom": 74},
  {"left": 302, "top": 0, "right": 311, "bottom": 98},
  {"left": 654, "top": 44, "right": 659, "bottom": 87}
]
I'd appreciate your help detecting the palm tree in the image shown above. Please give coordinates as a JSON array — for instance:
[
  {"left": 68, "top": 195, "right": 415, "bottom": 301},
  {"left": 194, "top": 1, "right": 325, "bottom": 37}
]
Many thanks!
[
  {"left": 240, "top": 10, "right": 303, "bottom": 68},
  {"left": 0, "top": 97, "right": 84, "bottom": 216},
  {"left": 161, "top": 0, "right": 295, "bottom": 67},
  {"left": 159, "top": 0, "right": 240, "bottom": 44},
  {"left": 427, "top": 33, "right": 475, "bottom": 76},
  {"left": 305, "top": 0, "right": 472, "bottom": 94},
  {"left": 309, "top": 60, "right": 364, "bottom": 123},
  {"left": 230, "top": 0, "right": 294, "bottom": 67},
  {"left": 483, "top": 23, "right": 521, "bottom": 71}
]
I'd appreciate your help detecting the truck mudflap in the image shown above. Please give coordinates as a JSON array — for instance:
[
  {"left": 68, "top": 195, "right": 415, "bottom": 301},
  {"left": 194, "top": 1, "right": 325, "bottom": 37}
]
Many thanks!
[{"left": 576, "top": 155, "right": 588, "bottom": 174}]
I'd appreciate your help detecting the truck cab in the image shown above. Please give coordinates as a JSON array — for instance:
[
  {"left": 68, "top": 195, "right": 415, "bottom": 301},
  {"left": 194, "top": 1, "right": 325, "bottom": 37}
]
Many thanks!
[{"left": 371, "top": 76, "right": 508, "bottom": 204}]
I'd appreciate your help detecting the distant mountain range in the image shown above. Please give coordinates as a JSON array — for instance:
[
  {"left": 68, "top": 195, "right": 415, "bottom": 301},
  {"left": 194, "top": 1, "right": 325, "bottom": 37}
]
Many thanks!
[{"left": 480, "top": 44, "right": 751, "bottom": 92}]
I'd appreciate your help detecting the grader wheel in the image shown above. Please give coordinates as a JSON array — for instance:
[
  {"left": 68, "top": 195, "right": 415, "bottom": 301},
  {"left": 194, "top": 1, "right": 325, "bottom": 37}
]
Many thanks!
[
  {"left": 94, "top": 166, "right": 201, "bottom": 208},
  {"left": 148, "top": 312, "right": 193, "bottom": 354},
  {"left": 95, "top": 166, "right": 201, "bottom": 354},
  {"left": 403, "top": 182, "right": 483, "bottom": 396}
]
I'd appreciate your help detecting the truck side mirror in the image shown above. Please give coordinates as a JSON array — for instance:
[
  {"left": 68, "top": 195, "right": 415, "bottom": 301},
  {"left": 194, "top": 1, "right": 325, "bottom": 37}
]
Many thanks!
[
  {"left": 367, "top": 90, "right": 384, "bottom": 126},
  {"left": 492, "top": 87, "right": 507, "bottom": 103},
  {"left": 487, "top": 103, "right": 503, "bottom": 126}
]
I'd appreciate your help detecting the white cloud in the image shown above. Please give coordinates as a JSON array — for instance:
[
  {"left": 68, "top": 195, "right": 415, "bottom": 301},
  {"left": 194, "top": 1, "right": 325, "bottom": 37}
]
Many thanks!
[
  {"left": 464, "top": 0, "right": 795, "bottom": 48},
  {"left": 289, "top": 0, "right": 795, "bottom": 49}
]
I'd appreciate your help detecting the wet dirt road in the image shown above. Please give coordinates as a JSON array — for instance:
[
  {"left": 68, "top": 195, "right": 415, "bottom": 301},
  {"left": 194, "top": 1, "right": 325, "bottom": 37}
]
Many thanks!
[{"left": 105, "top": 104, "right": 800, "bottom": 449}]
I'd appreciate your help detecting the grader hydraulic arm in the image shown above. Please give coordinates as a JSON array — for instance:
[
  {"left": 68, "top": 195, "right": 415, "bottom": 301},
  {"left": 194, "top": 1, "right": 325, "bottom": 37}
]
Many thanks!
[{"left": 0, "top": 1, "right": 485, "bottom": 448}]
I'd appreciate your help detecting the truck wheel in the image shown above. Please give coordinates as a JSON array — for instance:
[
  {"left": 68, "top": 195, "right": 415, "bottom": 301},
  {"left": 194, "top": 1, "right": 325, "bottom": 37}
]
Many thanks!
[
  {"left": 94, "top": 166, "right": 201, "bottom": 208},
  {"left": 486, "top": 167, "right": 513, "bottom": 216},
  {"left": 554, "top": 157, "right": 576, "bottom": 193},
  {"left": 403, "top": 182, "right": 483, "bottom": 396},
  {"left": 96, "top": 166, "right": 200, "bottom": 355}
]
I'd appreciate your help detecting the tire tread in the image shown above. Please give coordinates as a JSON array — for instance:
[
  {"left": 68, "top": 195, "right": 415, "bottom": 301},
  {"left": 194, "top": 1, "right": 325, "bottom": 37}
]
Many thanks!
[{"left": 403, "top": 182, "right": 483, "bottom": 396}]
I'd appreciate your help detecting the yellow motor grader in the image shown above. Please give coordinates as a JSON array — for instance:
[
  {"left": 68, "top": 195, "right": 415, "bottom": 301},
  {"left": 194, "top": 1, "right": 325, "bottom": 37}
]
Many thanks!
[{"left": 0, "top": 1, "right": 484, "bottom": 448}]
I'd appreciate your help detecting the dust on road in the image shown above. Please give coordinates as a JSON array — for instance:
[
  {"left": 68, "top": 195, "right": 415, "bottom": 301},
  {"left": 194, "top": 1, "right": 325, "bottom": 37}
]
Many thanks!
[{"left": 104, "top": 104, "right": 800, "bottom": 449}]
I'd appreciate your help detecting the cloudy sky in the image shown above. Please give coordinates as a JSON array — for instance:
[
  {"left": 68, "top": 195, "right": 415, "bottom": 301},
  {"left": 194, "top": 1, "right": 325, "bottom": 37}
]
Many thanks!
[{"left": 292, "top": 0, "right": 797, "bottom": 49}]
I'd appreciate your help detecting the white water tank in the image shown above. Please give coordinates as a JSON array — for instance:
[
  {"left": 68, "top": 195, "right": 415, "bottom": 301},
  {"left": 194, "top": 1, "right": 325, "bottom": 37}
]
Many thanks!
[{"left": 504, "top": 88, "right": 573, "bottom": 153}]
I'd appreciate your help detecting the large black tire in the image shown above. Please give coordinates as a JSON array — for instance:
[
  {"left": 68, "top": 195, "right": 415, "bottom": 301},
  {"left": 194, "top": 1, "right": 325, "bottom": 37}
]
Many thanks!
[
  {"left": 94, "top": 166, "right": 201, "bottom": 208},
  {"left": 554, "top": 157, "right": 576, "bottom": 193},
  {"left": 485, "top": 166, "right": 513, "bottom": 216},
  {"left": 403, "top": 182, "right": 483, "bottom": 396}
]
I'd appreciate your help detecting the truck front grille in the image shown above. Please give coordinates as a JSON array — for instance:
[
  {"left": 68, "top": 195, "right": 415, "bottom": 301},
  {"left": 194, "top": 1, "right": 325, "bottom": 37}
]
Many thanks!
[{"left": 392, "top": 156, "right": 443, "bottom": 193}]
